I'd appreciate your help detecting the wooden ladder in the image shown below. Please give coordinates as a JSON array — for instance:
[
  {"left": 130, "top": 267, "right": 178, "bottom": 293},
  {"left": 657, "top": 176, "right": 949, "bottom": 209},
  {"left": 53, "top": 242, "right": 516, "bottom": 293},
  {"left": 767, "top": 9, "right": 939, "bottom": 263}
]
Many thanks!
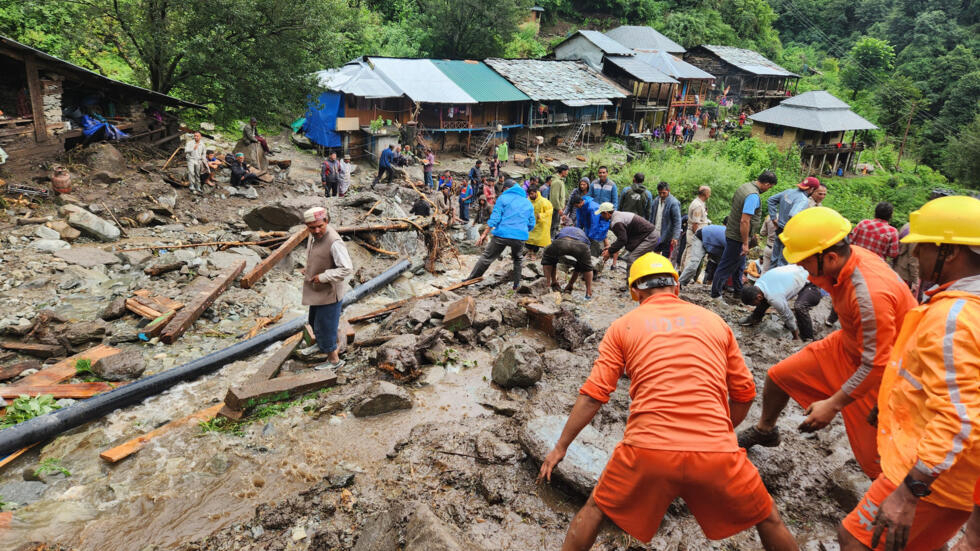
[
  {"left": 562, "top": 122, "right": 588, "bottom": 151},
  {"left": 472, "top": 128, "right": 494, "bottom": 157}
]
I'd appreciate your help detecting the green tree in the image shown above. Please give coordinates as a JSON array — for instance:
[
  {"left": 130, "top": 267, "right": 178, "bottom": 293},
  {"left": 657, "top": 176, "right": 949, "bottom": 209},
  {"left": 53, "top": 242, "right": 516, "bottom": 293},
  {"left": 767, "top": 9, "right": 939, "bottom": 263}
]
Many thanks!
[
  {"left": 873, "top": 75, "right": 923, "bottom": 135},
  {"left": 658, "top": 8, "right": 736, "bottom": 49},
  {"left": 504, "top": 22, "right": 548, "bottom": 59},
  {"left": 718, "top": 0, "right": 782, "bottom": 58},
  {"left": 943, "top": 114, "right": 980, "bottom": 187},
  {"left": 417, "top": 0, "right": 529, "bottom": 59},
  {"left": 841, "top": 36, "right": 895, "bottom": 98}
]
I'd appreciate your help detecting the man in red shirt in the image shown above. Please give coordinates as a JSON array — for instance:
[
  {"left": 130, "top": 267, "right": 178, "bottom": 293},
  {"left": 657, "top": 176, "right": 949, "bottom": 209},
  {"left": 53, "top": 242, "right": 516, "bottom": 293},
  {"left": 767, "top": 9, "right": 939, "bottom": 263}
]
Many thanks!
[
  {"left": 537, "top": 253, "right": 797, "bottom": 550},
  {"left": 849, "top": 201, "right": 901, "bottom": 260}
]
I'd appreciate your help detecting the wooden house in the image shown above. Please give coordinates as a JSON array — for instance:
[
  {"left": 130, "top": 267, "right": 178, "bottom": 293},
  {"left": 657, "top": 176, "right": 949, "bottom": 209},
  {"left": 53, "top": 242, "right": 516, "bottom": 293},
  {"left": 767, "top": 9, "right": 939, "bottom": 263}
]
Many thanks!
[
  {"left": 749, "top": 91, "right": 877, "bottom": 175},
  {"left": 602, "top": 56, "right": 678, "bottom": 130},
  {"left": 632, "top": 51, "right": 714, "bottom": 120},
  {"left": 683, "top": 45, "right": 799, "bottom": 111},
  {"left": 552, "top": 30, "right": 634, "bottom": 71},
  {"left": 0, "top": 35, "right": 201, "bottom": 172}
]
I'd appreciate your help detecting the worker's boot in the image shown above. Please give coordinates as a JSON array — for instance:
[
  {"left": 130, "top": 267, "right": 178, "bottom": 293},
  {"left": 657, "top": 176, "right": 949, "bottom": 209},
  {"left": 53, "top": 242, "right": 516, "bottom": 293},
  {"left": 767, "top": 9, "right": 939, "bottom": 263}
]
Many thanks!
[{"left": 737, "top": 426, "right": 781, "bottom": 450}]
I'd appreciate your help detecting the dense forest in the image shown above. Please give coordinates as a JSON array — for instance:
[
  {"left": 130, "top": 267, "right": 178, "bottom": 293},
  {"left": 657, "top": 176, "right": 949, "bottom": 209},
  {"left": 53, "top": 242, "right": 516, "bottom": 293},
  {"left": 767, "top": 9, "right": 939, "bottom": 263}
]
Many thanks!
[{"left": 1, "top": 0, "right": 977, "bottom": 185}]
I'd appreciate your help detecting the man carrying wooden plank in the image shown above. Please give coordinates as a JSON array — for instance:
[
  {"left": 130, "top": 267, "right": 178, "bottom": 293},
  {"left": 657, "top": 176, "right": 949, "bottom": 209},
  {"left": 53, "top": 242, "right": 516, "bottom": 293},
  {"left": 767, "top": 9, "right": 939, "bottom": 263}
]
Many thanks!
[{"left": 299, "top": 207, "right": 352, "bottom": 369}]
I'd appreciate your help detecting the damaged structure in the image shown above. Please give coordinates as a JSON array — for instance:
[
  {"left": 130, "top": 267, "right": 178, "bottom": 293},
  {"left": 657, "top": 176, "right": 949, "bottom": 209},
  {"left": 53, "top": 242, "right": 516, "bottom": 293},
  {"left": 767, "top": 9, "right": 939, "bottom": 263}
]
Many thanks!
[
  {"left": 683, "top": 45, "right": 799, "bottom": 110},
  {"left": 0, "top": 35, "right": 201, "bottom": 172}
]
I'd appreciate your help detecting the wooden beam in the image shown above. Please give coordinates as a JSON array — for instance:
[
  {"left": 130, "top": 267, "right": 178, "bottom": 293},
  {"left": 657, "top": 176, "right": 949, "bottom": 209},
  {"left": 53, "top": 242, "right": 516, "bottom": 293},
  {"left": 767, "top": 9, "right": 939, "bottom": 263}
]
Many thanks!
[
  {"left": 240, "top": 228, "right": 309, "bottom": 289},
  {"left": 24, "top": 54, "right": 47, "bottom": 143},
  {"left": 18, "top": 344, "right": 119, "bottom": 386},
  {"left": 245, "top": 332, "right": 304, "bottom": 384},
  {"left": 0, "top": 342, "right": 65, "bottom": 359},
  {"left": 0, "top": 382, "right": 119, "bottom": 399},
  {"left": 347, "top": 277, "right": 483, "bottom": 324},
  {"left": 224, "top": 369, "right": 337, "bottom": 411},
  {"left": 0, "top": 360, "right": 41, "bottom": 382},
  {"left": 99, "top": 403, "right": 224, "bottom": 463},
  {"left": 0, "top": 444, "right": 36, "bottom": 471},
  {"left": 159, "top": 260, "right": 246, "bottom": 344},
  {"left": 125, "top": 298, "right": 163, "bottom": 320},
  {"left": 139, "top": 310, "right": 176, "bottom": 340}
]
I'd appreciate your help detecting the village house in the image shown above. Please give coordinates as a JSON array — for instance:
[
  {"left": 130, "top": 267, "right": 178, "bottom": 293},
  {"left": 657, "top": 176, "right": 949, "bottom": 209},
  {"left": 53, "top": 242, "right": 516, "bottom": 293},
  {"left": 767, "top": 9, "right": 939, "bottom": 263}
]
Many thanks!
[
  {"left": 749, "top": 90, "right": 878, "bottom": 176},
  {"left": 631, "top": 50, "right": 714, "bottom": 120},
  {"left": 0, "top": 35, "right": 201, "bottom": 173},
  {"left": 684, "top": 45, "right": 799, "bottom": 111},
  {"left": 601, "top": 55, "right": 678, "bottom": 131}
]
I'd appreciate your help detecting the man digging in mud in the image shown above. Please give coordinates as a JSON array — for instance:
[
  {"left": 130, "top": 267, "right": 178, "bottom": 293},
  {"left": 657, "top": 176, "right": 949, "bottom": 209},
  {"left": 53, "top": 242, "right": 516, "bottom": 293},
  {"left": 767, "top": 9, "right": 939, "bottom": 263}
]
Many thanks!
[
  {"left": 538, "top": 253, "right": 798, "bottom": 550},
  {"left": 738, "top": 207, "right": 917, "bottom": 481}
]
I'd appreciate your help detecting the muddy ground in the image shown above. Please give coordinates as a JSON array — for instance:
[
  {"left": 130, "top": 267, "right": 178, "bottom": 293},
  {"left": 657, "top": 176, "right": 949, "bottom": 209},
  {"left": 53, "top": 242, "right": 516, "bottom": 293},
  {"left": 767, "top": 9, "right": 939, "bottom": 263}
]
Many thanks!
[{"left": 0, "top": 132, "right": 878, "bottom": 550}]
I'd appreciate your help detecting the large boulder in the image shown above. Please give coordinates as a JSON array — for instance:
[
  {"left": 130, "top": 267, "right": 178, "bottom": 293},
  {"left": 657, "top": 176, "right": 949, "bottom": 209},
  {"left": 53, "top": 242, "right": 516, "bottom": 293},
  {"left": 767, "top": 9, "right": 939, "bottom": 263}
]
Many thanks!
[
  {"left": 352, "top": 381, "right": 413, "bottom": 417},
  {"left": 519, "top": 414, "right": 615, "bottom": 496},
  {"left": 404, "top": 503, "right": 472, "bottom": 551},
  {"left": 93, "top": 350, "right": 145, "bottom": 381},
  {"left": 62, "top": 205, "right": 120, "bottom": 242},
  {"left": 373, "top": 334, "right": 419, "bottom": 377},
  {"left": 243, "top": 198, "right": 319, "bottom": 231},
  {"left": 233, "top": 139, "right": 268, "bottom": 172},
  {"left": 554, "top": 306, "right": 595, "bottom": 351},
  {"left": 64, "top": 320, "right": 107, "bottom": 345},
  {"left": 80, "top": 143, "right": 126, "bottom": 181},
  {"left": 491, "top": 344, "right": 542, "bottom": 388}
]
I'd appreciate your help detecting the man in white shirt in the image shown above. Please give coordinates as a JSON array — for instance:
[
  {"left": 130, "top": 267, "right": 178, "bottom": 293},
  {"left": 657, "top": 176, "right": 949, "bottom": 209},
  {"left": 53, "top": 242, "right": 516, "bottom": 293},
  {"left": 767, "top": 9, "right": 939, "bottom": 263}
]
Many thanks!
[{"left": 184, "top": 131, "right": 207, "bottom": 194}]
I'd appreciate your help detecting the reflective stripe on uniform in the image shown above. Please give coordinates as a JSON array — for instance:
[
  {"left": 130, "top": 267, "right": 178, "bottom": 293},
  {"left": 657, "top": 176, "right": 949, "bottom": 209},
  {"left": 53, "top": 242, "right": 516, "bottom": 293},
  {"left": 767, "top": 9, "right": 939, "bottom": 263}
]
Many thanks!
[
  {"left": 842, "top": 267, "right": 878, "bottom": 395},
  {"left": 929, "top": 299, "right": 972, "bottom": 474}
]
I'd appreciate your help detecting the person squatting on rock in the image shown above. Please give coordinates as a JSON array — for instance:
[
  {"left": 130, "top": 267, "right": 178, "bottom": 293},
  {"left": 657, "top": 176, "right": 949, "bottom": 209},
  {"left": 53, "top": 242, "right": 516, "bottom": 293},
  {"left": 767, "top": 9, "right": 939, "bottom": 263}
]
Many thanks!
[
  {"left": 301, "top": 207, "right": 352, "bottom": 370},
  {"left": 467, "top": 179, "right": 535, "bottom": 290},
  {"left": 738, "top": 207, "right": 917, "bottom": 483},
  {"left": 538, "top": 253, "right": 798, "bottom": 551},
  {"left": 839, "top": 196, "right": 980, "bottom": 551},
  {"left": 738, "top": 264, "right": 818, "bottom": 340}
]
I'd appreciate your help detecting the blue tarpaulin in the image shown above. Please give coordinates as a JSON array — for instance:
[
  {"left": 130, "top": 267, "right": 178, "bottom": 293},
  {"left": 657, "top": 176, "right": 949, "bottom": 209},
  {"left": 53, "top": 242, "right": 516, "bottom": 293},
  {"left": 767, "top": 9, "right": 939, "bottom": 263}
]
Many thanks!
[{"left": 303, "top": 91, "right": 344, "bottom": 148}]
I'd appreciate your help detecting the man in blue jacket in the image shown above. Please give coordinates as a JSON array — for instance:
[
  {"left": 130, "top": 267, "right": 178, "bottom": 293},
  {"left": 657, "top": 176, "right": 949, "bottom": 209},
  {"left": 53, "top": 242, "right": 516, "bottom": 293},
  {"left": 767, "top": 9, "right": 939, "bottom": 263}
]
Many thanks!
[
  {"left": 570, "top": 194, "right": 610, "bottom": 257},
  {"left": 468, "top": 180, "right": 536, "bottom": 289},
  {"left": 588, "top": 166, "right": 618, "bottom": 209},
  {"left": 649, "top": 181, "right": 681, "bottom": 261},
  {"left": 374, "top": 144, "right": 396, "bottom": 186},
  {"left": 766, "top": 176, "right": 820, "bottom": 267}
]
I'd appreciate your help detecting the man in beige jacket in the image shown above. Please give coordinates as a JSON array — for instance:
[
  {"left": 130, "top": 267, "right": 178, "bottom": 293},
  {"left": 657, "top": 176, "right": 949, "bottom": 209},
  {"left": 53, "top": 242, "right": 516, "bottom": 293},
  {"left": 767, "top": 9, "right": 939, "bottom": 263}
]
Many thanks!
[{"left": 301, "top": 207, "right": 353, "bottom": 369}]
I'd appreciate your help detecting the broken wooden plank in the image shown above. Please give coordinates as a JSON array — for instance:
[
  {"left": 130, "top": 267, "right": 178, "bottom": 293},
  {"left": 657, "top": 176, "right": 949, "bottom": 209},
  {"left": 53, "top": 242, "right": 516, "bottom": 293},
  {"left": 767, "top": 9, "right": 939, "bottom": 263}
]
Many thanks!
[
  {"left": 0, "top": 443, "right": 37, "bottom": 471},
  {"left": 347, "top": 278, "right": 483, "bottom": 324},
  {"left": 159, "top": 260, "right": 246, "bottom": 344},
  {"left": 144, "top": 260, "right": 186, "bottom": 276},
  {"left": 0, "top": 360, "right": 40, "bottom": 382},
  {"left": 99, "top": 403, "right": 224, "bottom": 463},
  {"left": 125, "top": 298, "right": 163, "bottom": 320},
  {"left": 247, "top": 332, "right": 304, "bottom": 384},
  {"left": 217, "top": 405, "right": 245, "bottom": 420},
  {"left": 0, "top": 382, "right": 118, "bottom": 399},
  {"left": 19, "top": 344, "right": 120, "bottom": 386},
  {"left": 139, "top": 311, "right": 176, "bottom": 340},
  {"left": 0, "top": 342, "right": 65, "bottom": 359},
  {"left": 302, "top": 324, "right": 316, "bottom": 346},
  {"left": 240, "top": 228, "right": 309, "bottom": 289},
  {"left": 225, "top": 370, "right": 337, "bottom": 411}
]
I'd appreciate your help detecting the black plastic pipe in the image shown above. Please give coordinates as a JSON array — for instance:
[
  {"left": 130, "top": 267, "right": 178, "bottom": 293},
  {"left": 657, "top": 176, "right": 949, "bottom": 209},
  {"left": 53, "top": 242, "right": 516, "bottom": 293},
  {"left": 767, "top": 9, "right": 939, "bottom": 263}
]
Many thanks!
[{"left": 0, "top": 258, "right": 411, "bottom": 458}]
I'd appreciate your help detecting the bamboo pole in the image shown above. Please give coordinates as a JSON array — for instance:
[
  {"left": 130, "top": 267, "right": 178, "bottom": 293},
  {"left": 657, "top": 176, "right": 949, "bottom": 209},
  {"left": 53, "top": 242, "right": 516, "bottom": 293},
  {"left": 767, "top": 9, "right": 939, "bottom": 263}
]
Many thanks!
[{"left": 161, "top": 145, "right": 182, "bottom": 169}]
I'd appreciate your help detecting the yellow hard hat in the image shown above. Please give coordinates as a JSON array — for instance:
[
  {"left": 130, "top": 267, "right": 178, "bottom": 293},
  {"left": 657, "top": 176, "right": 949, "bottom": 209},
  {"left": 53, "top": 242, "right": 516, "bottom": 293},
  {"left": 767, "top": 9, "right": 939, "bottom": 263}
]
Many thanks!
[
  {"left": 779, "top": 206, "right": 852, "bottom": 264},
  {"left": 628, "top": 252, "right": 678, "bottom": 301},
  {"left": 901, "top": 196, "right": 980, "bottom": 246}
]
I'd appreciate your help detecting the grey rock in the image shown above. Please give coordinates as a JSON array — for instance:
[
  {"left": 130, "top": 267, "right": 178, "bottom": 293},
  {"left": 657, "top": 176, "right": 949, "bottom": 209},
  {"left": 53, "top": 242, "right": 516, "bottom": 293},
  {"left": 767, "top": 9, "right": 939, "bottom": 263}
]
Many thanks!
[
  {"left": 135, "top": 211, "right": 156, "bottom": 226},
  {"left": 64, "top": 320, "right": 107, "bottom": 345},
  {"left": 0, "top": 481, "right": 48, "bottom": 506},
  {"left": 207, "top": 250, "right": 258, "bottom": 272},
  {"left": 80, "top": 143, "right": 126, "bottom": 179},
  {"left": 474, "top": 431, "right": 519, "bottom": 464},
  {"left": 107, "top": 328, "right": 140, "bottom": 344},
  {"left": 55, "top": 247, "right": 121, "bottom": 268},
  {"left": 499, "top": 303, "right": 527, "bottom": 328},
  {"left": 207, "top": 454, "right": 230, "bottom": 475},
  {"left": 326, "top": 469, "right": 355, "bottom": 488},
  {"left": 119, "top": 250, "right": 152, "bottom": 268},
  {"left": 352, "top": 381, "right": 413, "bottom": 417},
  {"left": 491, "top": 344, "right": 542, "bottom": 388},
  {"left": 352, "top": 507, "right": 401, "bottom": 551},
  {"left": 243, "top": 198, "right": 316, "bottom": 231},
  {"left": 92, "top": 350, "right": 145, "bottom": 381},
  {"left": 62, "top": 205, "right": 120, "bottom": 242},
  {"left": 404, "top": 503, "right": 470, "bottom": 551},
  {"left": 476, "top": 388, "right": 521, "bottom": 417},
  {"left": 554, "top": 306, "right": 595, "bottom": 351},
  {"left": 30, "top": 239, "right": 71, "bottom": 252},
  {"left": 373, "top": 334, "right": 418, "bottom": 376},
  {"left": 47, "top": 220, "right": 80, "bottom": 242},
  {"left": 541, "top": 348, "right": 592, "bottom": 376},
  {"left": 262, "top": 281, "right": 302, "bottom": 311},
  {"left": 34, "top": 226, "right": 60, "bottom": 240},
  {"left": 519, "top": 414, "right": 614, "bottom": 496}
]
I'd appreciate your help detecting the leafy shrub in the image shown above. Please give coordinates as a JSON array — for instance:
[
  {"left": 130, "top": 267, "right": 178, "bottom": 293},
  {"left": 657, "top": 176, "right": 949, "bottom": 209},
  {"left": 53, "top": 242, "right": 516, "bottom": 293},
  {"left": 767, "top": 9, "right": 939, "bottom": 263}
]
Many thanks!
[{"left": 1, "top": 395, "right": 61, "bottom": 428}]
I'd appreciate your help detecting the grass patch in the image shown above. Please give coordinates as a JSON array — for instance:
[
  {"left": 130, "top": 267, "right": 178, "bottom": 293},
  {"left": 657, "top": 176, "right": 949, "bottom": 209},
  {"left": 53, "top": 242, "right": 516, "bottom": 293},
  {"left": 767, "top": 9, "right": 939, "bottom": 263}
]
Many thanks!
[
  {"left": 1, "top": 395, "right": 61, "bottom": 429},
  {"left": 34, "top": 457, "right": 70, "bottom": 478},
  {"left": 199, "top": 387, "right": 334, "bottom": 436}
]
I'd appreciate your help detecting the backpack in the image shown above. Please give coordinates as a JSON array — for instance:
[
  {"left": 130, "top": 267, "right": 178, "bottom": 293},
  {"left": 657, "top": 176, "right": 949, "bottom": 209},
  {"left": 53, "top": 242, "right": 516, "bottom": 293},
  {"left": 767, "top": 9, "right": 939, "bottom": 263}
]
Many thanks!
[{"left": 620, "top": 186, "right": 650, "bottom": 217}]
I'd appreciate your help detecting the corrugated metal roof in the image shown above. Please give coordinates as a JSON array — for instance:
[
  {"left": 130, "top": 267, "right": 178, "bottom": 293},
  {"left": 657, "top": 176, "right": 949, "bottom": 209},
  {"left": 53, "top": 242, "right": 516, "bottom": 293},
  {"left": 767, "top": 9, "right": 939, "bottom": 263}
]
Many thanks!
[
  {"left": 699, "top": 45, "right": 797, "bottom": 77},
  {"left": 315, "top": 61, "right": 401, "bottom": 99},
  {"left": 0, "top": 35, "right": 202, "bottom": 109},
  {"left": 604, "top": 25, "right": 685, "bottom": 54},
  {"left": 605, "top": 55, "right": 679, "bottom": 84},
  {"left": 430, "top": 60, "right": 529, "bottom": 102},
  {"left": 485, "top": 58, "right": 627, "bottom": 101},
  {"left": 634, "top": 51, "right": 714, "bottom": 80},
  {"left": 368, "top": 57, "right": 476, "bottom": 104},
  {"left": 749, "top": 91, "right": 877, "bottom": 132},
  {"left": 573, "top": 30, "right": 633, "bottom": 55}
]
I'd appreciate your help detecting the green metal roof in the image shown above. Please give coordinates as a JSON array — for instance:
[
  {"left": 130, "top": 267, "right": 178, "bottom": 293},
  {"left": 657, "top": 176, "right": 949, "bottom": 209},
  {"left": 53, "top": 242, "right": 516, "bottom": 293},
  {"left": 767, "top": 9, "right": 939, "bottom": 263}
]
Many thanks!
[{"left": 431, "top": 60, "right": 530, "bottom": 103}]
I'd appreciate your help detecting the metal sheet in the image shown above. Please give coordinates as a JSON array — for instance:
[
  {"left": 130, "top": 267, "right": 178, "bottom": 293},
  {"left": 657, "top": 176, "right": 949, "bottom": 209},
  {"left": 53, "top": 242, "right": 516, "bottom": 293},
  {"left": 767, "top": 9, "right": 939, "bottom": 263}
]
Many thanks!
[
  {"left": 431, "top": 60, "right": 529, "bottom": 103},
  {"left": 605, "top": 56, "right": 679, "bottom": 84},
  {"left": 315, "top": 62, "right": 401, "bottom": 99},
  {"left": 604, "top": 25, "right": 685, "bottom": 54},
  {"left": 749, "top": 92, "right": 877, "bottom": 132},
  {"left": 562, "top": 99, "right": 613, "bottom": 106},
  {"left": 699, "top": 45, "right": 797, "bottom": 77},
  {"left": 633, "top": 51, "right": 714, "bottom": 80},
  {"left": 369, "top": 58, "right": 476, "bottom": 104}
]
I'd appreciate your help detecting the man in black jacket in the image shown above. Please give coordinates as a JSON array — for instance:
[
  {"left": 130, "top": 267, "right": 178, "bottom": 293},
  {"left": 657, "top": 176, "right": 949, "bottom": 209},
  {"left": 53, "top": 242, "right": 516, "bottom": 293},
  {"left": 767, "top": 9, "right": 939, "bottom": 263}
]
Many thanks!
[{"left": 228, "top": 152, "right": 259, "bottom": 187}]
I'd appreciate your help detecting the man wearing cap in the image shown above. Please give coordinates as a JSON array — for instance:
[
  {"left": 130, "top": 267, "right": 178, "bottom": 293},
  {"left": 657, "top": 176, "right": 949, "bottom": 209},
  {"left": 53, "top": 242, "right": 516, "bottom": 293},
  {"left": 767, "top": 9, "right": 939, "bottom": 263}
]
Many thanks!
[
  {"left": 321, "top": 152, "right": 342, "bottom": 198},
  {"left": 767, "top": 176, "right": 821, "bottom": 267},
  {"left": 229, "top": 152, "right": 258, "bottom": 188},
  {"left": 301, "top": 207, "right": 353, "bottom": 369},
  {"left": 338, "top": 154, "right": 354, "bottom": 197},
  {"left": 598, "top": 203, "right": 659, "bottom": 276},
  {"left": 243, "top": 117, "right": 270, "bottom": 154},
  {"left": 467, "top": 179, "right": 535, "bottom": 290},
  {"left": 539, "top": 253, "right": 798, "bottom": 550},
  {"left": 738, "top": 207, "right": 917, "bottom": 483},
  {"left": 839, "top": 196, "right": 980, "bottom": 551}
]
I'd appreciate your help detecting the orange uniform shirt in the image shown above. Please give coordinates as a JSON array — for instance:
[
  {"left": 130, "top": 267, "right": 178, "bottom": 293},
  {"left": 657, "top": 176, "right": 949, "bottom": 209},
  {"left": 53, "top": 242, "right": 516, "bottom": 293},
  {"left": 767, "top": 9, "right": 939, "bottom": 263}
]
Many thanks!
[
  {"left": 580, "top": 293, "right": 755, "bottom": 452},
  {"left": 808, "top": 245, "right": 917, "bottom": 399},
  {"left": 878, "top": 275, "right": 980, "bottom": 511}
]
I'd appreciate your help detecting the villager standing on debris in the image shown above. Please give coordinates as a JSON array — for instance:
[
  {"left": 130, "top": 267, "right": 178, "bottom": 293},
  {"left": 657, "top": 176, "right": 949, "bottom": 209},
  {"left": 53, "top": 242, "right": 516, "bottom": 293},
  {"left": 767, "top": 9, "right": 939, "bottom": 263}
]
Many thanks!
[
  {"left": 374, "top": 144, "right": 395, "bottom": 186},
  {"left": 459, "top": 177, "right": 475, "bottom": 224},
  {"left": 467, "top": 179, "right": 535, "bottom": 290},
  {"left": 321, "top": 152, "right": 342, "bottom": 197},
  {"left": 710, "top": 170, "right": 778, "bottom": 300},
  {"left": 588, "top": 166, "right": 618, "bottom": 209},
  {"left": 738, "top": 207, "right": 917, "bottom": 481},
  {"left": 338, "top": 154, "right": 353, "bottom": 197},
  {"left": 549, "top": 165, "right": 569, "bottom": 235},
  {"left": 849, "top": 201, "right": 901, "bottom": 260},
  {"left": 564, "top": 177, "right": 592, "bottom": 225},
  {"left": 738, "top": 264, "right": 812, "bottom": 340},
  {"left": 650, "top": 181, "right": 681, "bottom": 261},
  {"left": 422, "top": 148, "right": 435, "bottom": 190},
  {"left": 184, "top": 131, "right": 207, "bottom": 194},
  {"left": 542, "top": 226, "right": 594, "bottom": 299},
  {"left": 244, "top": 117, "right": 271, "bottom": 154},
  {"left": 496, "top": 140, "right": 508, "bottom": 165},
  {"left": 767, "top": 176, "right": 821, "bottom": 267},
  {"left": 538, "top": 253, "right": 798, "bottom": 550},
  {"left": 481, "top": 177, "right": 496, "bottom": 208},
  {"left": 525, "top": 184, "right": 553, "bottom": 260},
  {"left": 839, "top": 196, "right": 980, "bottom": 551},
  {"left": 301, "top": 207, "right": 352, "bottom": 370},
  {"left": 468, "top": 159, "right": 483, "bottom": 188}
]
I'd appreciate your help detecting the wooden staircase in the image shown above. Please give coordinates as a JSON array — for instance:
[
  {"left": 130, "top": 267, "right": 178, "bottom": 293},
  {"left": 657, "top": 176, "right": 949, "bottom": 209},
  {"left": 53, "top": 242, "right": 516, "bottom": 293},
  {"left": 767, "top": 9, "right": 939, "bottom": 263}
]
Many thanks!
[{"left": 561, "top": 122, "right": 588, "bottom": 151}]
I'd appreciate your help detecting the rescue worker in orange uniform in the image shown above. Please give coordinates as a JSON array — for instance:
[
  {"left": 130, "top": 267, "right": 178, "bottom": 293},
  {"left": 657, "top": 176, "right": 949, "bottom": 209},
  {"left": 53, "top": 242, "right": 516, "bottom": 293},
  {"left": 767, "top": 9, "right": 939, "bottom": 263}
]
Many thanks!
[
  {"left": 738, "top": 207, "right": 917, "bottom": 480},
  {"left": 537, "top": 253, "right": 798, "bottom": 550},
  {"left": 840, "top": 196, "right": 980, "bottom": 551},
  {"left": 950, "top": 480, "right": 980, "bottom": 551}
]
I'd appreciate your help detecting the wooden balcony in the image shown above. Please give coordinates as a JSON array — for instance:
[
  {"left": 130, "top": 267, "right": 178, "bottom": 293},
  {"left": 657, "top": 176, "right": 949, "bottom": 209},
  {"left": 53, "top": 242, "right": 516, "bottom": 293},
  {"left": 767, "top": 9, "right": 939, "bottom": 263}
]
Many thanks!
[
  {"left": 801, "top": 142, "right": 865, "bottom": 156},
  {"left": 742, "top": 88, "right": 792, "bottom": 99}
]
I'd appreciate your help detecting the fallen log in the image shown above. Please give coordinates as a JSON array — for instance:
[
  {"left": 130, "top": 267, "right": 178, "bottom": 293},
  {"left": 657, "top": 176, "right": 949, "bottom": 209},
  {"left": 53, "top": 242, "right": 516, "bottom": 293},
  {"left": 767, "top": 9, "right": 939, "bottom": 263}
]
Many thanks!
[
  {"left": 0, "top": 258, "right": 412, "bottom": 457},
  {"left": 144, "top": 261, "right": 186, "bottom": 276},
  {"left": 19, "top": 345, "right": 119, "bottom": 386},
  {"left": 354, "top": 240, "right": 399, "bottom": 257},
  {"left": 0, "top": 443, "right": 36, "bottom": 470},
  {"left": 239, "top": 228, "right": 309, "bottom": 289},
  {"left": 224, "top": 370, "right": 337, "bottom": 411},
  {"left": 0, "top": 361, "right": 40, "bottom": 382},
  {"left": 219, "top": 332, "right": 304, "bottom": 419},
  {"left": 159, "top": 260, "right": 246, "bottom": 344},
  {"left": 334, "top": 222, "right": 413, "bottom": 234},
  {"left": 347, "top": 277, "right": 482, "bottom": 323},
  {"left": 0, "top": 382, "right": 119, "bottom": 399},
  {"left": 125, "top": 298, "right": 163, "bottom": 320},
  {"left": 99, "top": 403, "right": 224, "bottom": 463},
  {"left": 117, "top": 237, "right": 288, "bottom": 253},
  {"left": 0, "top": 342, "right": 65, "bottom": 359}
]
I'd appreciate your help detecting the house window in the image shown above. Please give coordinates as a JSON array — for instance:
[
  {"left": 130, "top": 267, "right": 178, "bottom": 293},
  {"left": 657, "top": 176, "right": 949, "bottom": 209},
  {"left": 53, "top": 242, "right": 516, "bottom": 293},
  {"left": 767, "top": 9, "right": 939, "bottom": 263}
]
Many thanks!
[{"left": 764, "top": 124, "right": 784, "bottom": 137}]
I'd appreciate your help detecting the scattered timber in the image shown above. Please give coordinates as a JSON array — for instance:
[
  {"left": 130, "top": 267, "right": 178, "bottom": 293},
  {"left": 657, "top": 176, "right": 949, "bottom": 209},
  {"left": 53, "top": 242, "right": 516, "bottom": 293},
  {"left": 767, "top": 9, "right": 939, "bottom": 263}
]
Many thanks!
[
  {"left": 18, "top": 345, "right": 119, "bottom": 386},
  {"left": 239, "top": 228, "right": 309, "bottom": 289},
  {"left": 159, "top": 260, "right": 246, "bottom": 344},
  {"left": 15, "top": 217, "right": 49, "bottom": 226},
  {"left": 347, "top": 278, "right": 482, "bottom": 324},
  {"left": 139, "top": 311, "right": 176, "bottom": 339},
  {"left": 0, "top": 361, "right": 40, "bottom": 382},
  {"left": 0, "top": 342, "right": 65, "bottom": 359},
  {"left": 144, "top": 261, "right": 186, "bottom": 276},
  {"left": 219, "top": 332, "right": 303, "bottom": 419},
  {"left": 0, "top": 382, "right": 119, "bottom": 399},
  {"left": 224, "top": 370, "right": 337, "bottom": 411},
  {"left": 99, "top": 403, "right": 225, "bottom": 463},
  {"left": 117, "top": 236, "right": 287, "bottom": 253}
]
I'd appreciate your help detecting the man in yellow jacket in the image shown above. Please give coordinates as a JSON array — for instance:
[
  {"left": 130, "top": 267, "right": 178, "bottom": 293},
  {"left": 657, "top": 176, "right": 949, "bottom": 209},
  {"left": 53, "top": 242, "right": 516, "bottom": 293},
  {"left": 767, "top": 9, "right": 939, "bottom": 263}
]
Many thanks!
[
  {"left": 840, "top": 196, "right": 980, "bottom": 551},
  {"left": 525, "top": 184, "right": 553, "bottom": 260}
]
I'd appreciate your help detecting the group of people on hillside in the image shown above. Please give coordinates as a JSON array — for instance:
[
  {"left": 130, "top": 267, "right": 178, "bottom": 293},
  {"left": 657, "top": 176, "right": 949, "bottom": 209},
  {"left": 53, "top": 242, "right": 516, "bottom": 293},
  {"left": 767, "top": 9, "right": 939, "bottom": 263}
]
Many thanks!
[{"left": 183, "top": 125, "right": 269, "bottom": 194}]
